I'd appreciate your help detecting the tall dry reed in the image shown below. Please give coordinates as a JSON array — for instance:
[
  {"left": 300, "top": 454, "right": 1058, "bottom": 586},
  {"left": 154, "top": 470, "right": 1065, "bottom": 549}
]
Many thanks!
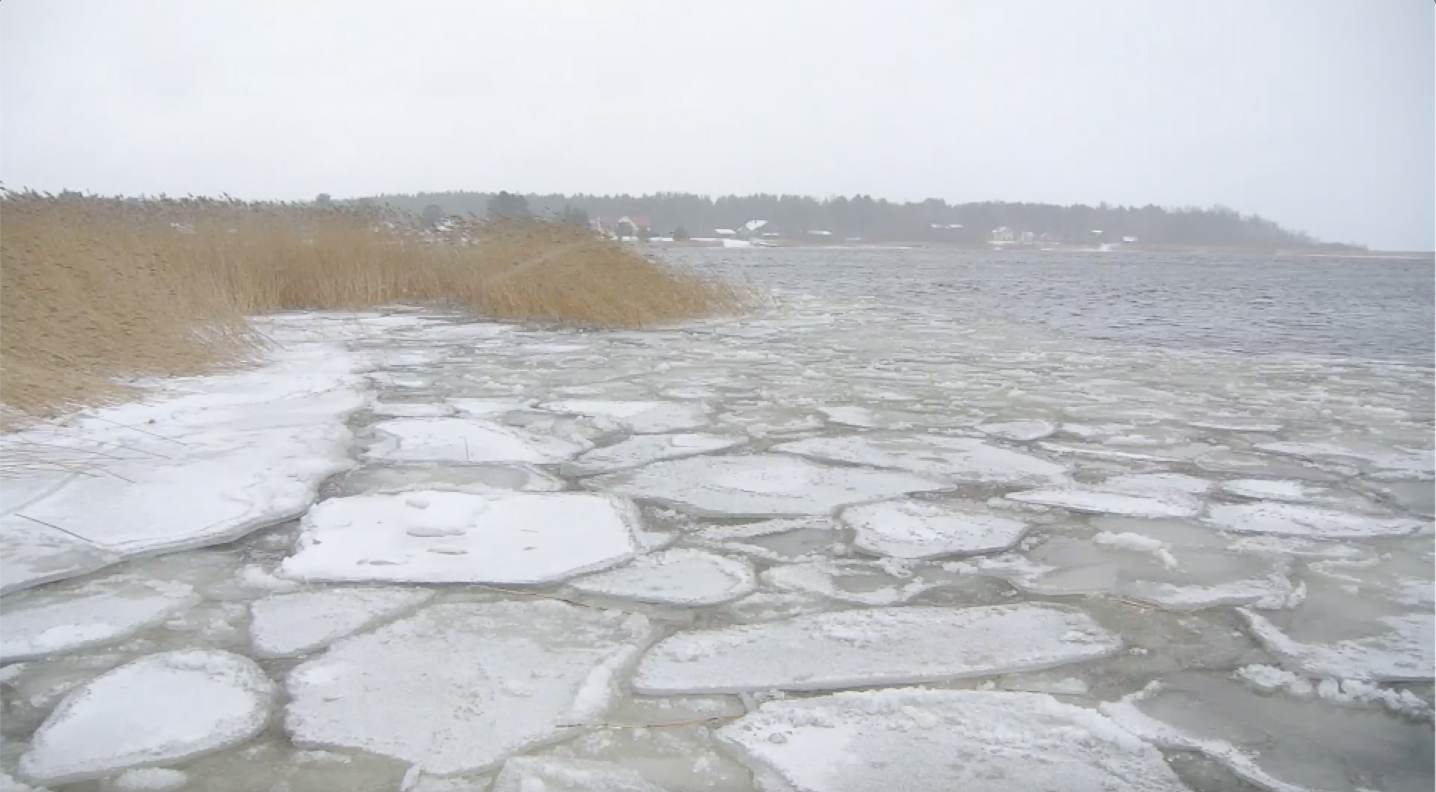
[{"left": 0, "top": 193, "right": 746, "bottom": 422}]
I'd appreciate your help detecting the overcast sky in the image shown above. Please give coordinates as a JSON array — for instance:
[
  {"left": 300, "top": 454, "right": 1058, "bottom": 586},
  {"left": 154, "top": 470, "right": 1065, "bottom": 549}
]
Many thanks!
[{"left": 2, "top": 1, "right": 1431, "bottom": 249}]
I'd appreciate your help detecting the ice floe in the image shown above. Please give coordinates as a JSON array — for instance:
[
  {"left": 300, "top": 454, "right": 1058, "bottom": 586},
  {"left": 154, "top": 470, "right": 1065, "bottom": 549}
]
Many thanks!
[
  {"left": 0, "top": 576, "right": 199, "bottom": 662},
  {"left": 284, "top": 601, "right": 651, "bottom": 775},
  {"left": 249, "top": 587, "right": 436, "bottom": 658},
  {"left": 366, "top": 418, "right": 588, "bottom": 463},
  {"left": 976, "top": 419, "right": 1057, "bottom": 442},
  {"left": 1206, "top": 503, "right": 1424, "bottom": 539},
  {"left": 565, "top": 434, "right": 743, "bottom": 475},
  {"left": 588, "top": 454, "right": 946, "bottom": 517},
  {"left": 774, "top": 434, "right": 1067, "bottom": 486},
  {"left": 18, "top": 650, "right": 274, "bottom": 785},
  {"left": 1104, "top": 673, "right": 1434, "bottom": 792},
  {"left": 539, "top": 401, "right": 712, "bottom": 433},
  {"left": 0, "top": 334, "right": 367, "bottom": 590},
  {"left": 567, "top": 549, "right": 756, "bottom": 606},
  {"left": 632, "top": 604, "right": 1120, "bottom": 694},
  {"left": 718, "top": 689, "right": 1189, "bottom": 792},
  {"left": 0, "top": 516, "right": 115, "bottom": 597},
  {"left": 280, "top": 491, "right": 641, "bottom": 585},
  {"left": 760, "top": 559, "right": 942, "bottom": 606},
  {"left": 1238, "top": 608, "right": 1434, "bottom": 681},
  {"left": 1007, "top": 487, "right": 1200, "bottom": 518},
  {"left": 491, "top": 756, "right": 671, "bottom": 792},
  {"left": 107, "top": 768, "right": 190, "bottom": 791},
  {"left": 839, "top": 499, "right": 1028, "bottom": 558}
]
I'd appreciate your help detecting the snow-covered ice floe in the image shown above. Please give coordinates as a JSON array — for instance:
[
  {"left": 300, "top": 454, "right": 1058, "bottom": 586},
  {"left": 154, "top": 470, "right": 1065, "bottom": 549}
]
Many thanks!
[
  {"left": 538, "top": 400, "right": 712, "bottom": 434},
  {"left": 0, "top": 322, "right": 370, "bottom": 594},
  {"left": 564, "top": 433, "right": 744, "bottom": 476},
  {"left": 365, "top": 418, "right": 588, "bottom": 463},
  {"left": 773, "top": 433, "right": 1067, "bottom": 486},
  {"left": 1206, "top": 502, "right": 1425, "bottom": 539},
  {"left": 718, "top": 689, "right": 1190, "bottom": 792},
  {"left": 839, "top": 498, "right": 1029, "bottom": 558},
  {"left": 248, "top": 586, "right": 436, "bottom": 658},
  {"left": 18, "top": 650, "right": 275, "bottom": 785},
  {"left": 632, "top": 603, "right": 1120, "bottom": 694},
  {"left": 567, "top": 549, "right": 757, "bottom": 606},
  {"left": 280, "top": 490, "right": 642, "bottom": 585},
  {"left": 284, "top": 601, "right": 651, "bottom": 775},
  {"left": 588, "top": 454, "right": 947, "bottom": 517},
  {"left": 0, "top": 575, "right": 198, "bottom": 661}
]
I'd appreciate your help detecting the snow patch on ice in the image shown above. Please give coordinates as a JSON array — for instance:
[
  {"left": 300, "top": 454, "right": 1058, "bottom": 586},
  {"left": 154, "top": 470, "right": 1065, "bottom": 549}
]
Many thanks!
[
  {"left": 18, "top": 650, "right": 274, "bottom": 785},
  {"left": 280, "top": 491, "right": 641, "bottom": 585},
  {"left": 632, "top": 604, "right": 1120, "bottom": 694},
  {"left": 284, "top": 601, "right": 652, "bottom": 775},
  {"left": 718, "top": 689, "right": 1188, "bottom": 792}
]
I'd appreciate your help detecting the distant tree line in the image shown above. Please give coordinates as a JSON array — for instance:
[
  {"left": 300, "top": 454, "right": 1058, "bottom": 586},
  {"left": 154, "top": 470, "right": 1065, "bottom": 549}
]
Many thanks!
[{"left": 351, "top": 191, "right": 1328, "bottom": 247}]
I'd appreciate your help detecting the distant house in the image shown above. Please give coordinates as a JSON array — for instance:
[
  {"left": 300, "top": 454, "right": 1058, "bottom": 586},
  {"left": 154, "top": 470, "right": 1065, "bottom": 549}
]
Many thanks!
[
  {"left": 741, "top": 219, "right": 768, "bottom": 239},
  {"left": 930, "top": 223, "right": 964, "bottom": 230},
  {"left": 713, "top": 228, "right": 737, "bottom": 237},
  {"left": 1122, "top": 236, "right": 1138, "bottom": 244},
  {"left": 991, "top": 226, "right": 1017, "bottom": 244}
]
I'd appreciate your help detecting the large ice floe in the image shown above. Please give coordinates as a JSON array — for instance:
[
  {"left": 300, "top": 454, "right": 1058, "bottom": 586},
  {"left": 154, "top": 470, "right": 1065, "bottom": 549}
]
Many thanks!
[
  {"left": 588, "top": 454, "right": 947, "bottom": 517},
  {"left": 632, "top": 603, "right": 1120, "bottom": 694},
  {"left": 284, "top": 601, "right": 652, "bottom": 775},
  {"left": 773, "top": 433, "right": 1068, "bottom": 486},
  {"left": 0, "top": 316, "right": 370, "bottom": 594},
  {"left": 719, "top": 689, "right": 1191, "bottom": 792},
  {"left": 279, "top": 490, "right": 642, "bottom": 584},
  {"left": 18, "top": 650, "right": 275, "bottom": 785}
]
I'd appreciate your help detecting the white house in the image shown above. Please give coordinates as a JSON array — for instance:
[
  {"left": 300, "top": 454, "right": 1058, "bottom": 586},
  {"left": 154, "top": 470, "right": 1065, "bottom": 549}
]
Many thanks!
[{"left": 991, "top": 226, "right": 1016, "bottom": 243}]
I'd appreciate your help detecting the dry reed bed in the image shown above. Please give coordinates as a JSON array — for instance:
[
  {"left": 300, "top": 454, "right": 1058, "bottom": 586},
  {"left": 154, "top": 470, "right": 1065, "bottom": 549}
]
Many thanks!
[{"left": 0, "top": 194, "right": 746, "bottom": 423}]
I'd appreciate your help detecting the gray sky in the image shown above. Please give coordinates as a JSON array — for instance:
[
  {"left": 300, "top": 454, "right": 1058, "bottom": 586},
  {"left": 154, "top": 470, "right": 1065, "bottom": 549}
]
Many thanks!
[{"left": 3, "top": 0, "right": 1432, "bottom": 249}]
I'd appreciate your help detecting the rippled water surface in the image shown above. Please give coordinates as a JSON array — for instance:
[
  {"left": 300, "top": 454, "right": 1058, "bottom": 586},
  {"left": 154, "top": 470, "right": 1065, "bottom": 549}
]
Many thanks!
[{"left": 679, "top": 247, "right": 1435, "bottom": 362}]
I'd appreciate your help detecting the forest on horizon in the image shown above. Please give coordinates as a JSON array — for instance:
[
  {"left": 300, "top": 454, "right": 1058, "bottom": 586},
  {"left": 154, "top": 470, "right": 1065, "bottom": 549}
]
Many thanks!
[{"left": 353, "top": 191, "right": 1352, "bottom": 249}]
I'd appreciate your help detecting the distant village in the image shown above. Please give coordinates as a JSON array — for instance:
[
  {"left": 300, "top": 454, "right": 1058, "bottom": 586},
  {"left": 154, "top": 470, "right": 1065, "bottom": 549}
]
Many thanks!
[{"left": 591, "top": 214, "right": 1140, "bottom": 250}]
